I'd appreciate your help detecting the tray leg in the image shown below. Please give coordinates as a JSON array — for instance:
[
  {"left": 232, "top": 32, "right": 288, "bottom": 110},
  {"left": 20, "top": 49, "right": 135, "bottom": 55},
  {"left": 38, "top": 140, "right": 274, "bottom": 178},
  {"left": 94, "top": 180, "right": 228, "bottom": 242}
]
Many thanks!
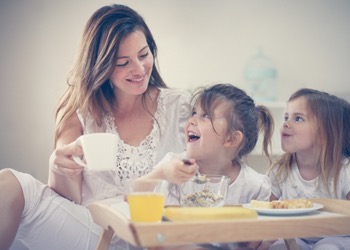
[
  {"left": 284, "top": 238, "right": 298, "bottom": 250},
  {"left": 96, "top": 227, "right": 114, "bottom": 250}
]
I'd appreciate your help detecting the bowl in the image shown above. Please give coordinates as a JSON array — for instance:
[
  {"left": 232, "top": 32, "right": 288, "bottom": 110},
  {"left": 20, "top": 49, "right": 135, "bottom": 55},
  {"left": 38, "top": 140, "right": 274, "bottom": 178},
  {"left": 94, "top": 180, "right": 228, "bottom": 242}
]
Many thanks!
[{"left": 178, "top": 174, "right": 230, "bottom": 207}]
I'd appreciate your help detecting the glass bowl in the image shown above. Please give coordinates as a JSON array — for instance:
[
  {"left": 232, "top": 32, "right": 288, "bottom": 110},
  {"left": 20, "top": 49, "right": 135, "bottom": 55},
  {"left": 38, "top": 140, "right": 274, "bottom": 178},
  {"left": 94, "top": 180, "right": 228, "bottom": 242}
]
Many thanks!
[{"left": 178, "top": 174, "right": 230, "bottom": 207}]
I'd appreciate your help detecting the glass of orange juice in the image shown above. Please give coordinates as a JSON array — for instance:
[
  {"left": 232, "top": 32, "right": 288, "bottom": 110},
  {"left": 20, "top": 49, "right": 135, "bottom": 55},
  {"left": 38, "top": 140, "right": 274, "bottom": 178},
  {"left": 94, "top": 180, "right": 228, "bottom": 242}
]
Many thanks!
[{"left": 126, "top": 179, "right": 169, "bottom": 223}]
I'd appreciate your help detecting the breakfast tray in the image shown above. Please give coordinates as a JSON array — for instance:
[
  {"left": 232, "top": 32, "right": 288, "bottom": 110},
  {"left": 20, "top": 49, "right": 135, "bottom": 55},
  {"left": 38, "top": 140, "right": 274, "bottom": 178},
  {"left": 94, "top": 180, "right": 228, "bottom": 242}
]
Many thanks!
[{"left": 88, "top": 198, "right": 350, "bottom": 250}]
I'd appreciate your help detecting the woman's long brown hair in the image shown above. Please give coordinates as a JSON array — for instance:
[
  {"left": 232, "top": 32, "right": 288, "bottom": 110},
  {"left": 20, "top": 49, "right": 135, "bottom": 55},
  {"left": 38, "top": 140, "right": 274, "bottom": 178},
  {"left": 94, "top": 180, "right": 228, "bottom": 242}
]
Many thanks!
[{"left": 54, "top": 4, "right": 167, "bottom": 146}]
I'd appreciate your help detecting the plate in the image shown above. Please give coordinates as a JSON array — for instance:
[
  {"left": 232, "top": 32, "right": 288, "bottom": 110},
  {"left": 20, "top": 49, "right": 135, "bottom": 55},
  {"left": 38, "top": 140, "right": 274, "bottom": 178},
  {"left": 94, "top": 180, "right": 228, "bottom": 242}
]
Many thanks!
[{"left": 242, "top": 203, "right": 324, "bottom": 215}]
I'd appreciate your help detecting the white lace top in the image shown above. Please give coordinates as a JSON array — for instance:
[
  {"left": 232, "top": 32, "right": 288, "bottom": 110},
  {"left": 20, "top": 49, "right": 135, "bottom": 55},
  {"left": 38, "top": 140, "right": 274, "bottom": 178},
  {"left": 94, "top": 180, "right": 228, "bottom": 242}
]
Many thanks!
[{"left": 77, "top": 88, "right": 191, "bottom": 205}]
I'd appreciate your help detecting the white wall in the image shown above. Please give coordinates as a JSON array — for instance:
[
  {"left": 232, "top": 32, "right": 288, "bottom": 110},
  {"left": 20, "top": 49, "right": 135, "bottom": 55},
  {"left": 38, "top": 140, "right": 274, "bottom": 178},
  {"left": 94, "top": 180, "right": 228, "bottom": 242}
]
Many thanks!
[{"left": 1, "top": 0, "right": 350, "bottom": 182}]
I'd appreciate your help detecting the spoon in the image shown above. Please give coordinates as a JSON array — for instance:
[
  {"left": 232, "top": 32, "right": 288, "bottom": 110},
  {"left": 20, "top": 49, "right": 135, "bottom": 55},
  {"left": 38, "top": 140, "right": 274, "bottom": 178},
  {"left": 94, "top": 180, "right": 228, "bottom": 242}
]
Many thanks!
[{"left": 182, "top": 159, "right": 207, "bottom": 184}]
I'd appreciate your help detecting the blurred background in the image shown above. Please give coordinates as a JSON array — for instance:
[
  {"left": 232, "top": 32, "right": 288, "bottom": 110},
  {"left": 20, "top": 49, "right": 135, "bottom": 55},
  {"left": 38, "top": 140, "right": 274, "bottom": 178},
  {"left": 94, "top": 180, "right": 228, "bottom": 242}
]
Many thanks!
[{"left": 1, "top": 0, "right": 349, "bottom": 182}]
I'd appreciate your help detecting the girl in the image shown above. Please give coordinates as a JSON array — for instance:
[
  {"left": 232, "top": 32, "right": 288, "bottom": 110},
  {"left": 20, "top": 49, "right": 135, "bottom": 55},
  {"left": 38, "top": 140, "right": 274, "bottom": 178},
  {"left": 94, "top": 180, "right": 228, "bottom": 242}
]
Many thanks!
[
  {"left": 149, "top": 83, "right": 274, "bottom": 249},
  {"left": 267, "top": 88, "right": 350, "bottom": 250}
]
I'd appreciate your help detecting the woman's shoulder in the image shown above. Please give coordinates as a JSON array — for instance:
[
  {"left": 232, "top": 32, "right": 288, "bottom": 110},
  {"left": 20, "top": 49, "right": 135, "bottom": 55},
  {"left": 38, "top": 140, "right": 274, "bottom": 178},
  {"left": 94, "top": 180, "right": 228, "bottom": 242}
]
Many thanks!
[
  {"left": 76, "top": 109, "right": 110, "bottom": 133},
  {"left": 159, "top": 87, "right": 191, "bottom": 102},
  {"left": 159, "top": 87, "right": 190, "bottom": 95}
]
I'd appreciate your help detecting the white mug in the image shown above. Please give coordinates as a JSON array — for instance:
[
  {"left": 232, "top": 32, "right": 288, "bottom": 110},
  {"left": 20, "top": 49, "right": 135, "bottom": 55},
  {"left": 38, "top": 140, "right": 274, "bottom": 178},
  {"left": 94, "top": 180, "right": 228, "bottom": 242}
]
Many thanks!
[{"left": 73, "top": 133, "right": 119, "bottom": 171}]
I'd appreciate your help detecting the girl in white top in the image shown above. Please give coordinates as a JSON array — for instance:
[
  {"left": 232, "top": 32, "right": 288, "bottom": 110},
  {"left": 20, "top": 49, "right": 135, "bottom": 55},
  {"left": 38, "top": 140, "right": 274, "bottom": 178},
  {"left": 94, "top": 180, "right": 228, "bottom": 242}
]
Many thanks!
[
  {"left": 160, "top": 151, "right": 271, "bottom": 206},
  {"left": 151, "top": 83, "right": 274, "bottom": 249},
  {"left": 266, "top": 88, "right": 350, "bottom": 250},
  {"left": 0, "top": 4, "right": 196, "bottom": 250}
]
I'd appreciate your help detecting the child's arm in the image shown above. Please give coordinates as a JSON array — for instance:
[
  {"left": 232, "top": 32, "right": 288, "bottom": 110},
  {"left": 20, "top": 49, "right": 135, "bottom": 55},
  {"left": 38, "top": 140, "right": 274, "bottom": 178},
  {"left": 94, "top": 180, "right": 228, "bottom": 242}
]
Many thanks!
[{"left": 142, "top": 153, "right": 197, "bottom": 184}]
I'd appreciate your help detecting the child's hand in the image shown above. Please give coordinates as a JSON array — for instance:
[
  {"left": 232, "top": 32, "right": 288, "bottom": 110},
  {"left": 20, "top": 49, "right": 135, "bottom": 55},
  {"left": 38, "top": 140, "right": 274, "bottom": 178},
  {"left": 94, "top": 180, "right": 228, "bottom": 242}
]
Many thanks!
[{"left": 163, "top": 158, "right": 197, "bottom": 184}]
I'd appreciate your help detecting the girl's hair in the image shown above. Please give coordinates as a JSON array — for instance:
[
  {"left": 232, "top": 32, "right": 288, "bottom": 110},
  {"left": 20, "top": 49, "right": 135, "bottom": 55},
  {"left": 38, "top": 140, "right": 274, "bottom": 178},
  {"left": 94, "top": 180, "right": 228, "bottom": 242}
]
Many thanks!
[
  {"left": 193, "top": 83, "right": 274, "bottom": 165},
  {"left": 54, "top": 4, "right": 167, "bottom": 144},
  {"left": 272, "top": 88, "right": 350, "bottom": 194}
]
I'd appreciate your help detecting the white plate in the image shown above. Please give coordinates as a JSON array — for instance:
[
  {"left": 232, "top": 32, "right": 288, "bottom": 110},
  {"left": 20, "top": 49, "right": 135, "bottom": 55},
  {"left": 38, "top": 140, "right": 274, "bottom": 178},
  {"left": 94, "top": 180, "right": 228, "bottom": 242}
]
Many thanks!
[{"left": 242, "top": 203, "right": 324, "bottom": 215}]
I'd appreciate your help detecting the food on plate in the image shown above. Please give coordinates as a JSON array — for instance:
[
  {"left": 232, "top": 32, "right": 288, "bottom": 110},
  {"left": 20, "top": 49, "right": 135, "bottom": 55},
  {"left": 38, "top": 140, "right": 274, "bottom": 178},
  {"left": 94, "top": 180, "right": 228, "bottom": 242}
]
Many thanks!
[
  {"left": 181, "top": 189, "right": 224, "bottom": 207},
  {"left": 164, "top": 206, "right": 258, "bottom": 221},
  {"left": 250, "top": 199, "right": 313, "bottom": 209},
  {"left": 250, "top": 200, "right": 274, "bottom": 209}
]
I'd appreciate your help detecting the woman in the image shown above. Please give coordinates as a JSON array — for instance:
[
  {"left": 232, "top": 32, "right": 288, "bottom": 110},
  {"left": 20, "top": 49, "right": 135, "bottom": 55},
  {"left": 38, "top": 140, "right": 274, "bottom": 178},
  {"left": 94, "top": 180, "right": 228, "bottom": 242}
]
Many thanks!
[{"left": 0, "top": 4, "right": 195, "bottom": 249}]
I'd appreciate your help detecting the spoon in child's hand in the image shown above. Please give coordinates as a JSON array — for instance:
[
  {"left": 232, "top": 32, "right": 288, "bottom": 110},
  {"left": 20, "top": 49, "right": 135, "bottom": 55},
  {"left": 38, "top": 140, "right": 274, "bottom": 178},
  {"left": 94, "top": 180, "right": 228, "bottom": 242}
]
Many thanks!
[{"left": 182, "top": 159, "right": 207, "bottom": 184}]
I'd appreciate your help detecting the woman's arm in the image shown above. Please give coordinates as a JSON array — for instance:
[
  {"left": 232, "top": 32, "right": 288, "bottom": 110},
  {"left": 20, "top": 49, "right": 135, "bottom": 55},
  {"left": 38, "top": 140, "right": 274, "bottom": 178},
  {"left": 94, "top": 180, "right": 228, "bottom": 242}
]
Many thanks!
[{"left": 48, "top": 112, "right": 84, "bottom": 204}]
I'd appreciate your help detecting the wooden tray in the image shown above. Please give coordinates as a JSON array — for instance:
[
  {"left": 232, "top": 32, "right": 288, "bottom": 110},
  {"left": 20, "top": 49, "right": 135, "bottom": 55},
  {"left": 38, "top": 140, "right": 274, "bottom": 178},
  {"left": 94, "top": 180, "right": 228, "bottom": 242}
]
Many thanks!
[{"left": 88, "top": 198, "right": 350, "bottom": 248}]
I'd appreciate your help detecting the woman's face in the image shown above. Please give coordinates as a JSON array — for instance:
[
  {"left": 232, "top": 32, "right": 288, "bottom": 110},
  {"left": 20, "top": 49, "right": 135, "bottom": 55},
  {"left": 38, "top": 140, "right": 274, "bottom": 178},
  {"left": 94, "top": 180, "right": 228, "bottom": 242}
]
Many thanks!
[
  {"left": 280, "top": 96, "right": 317, "bottom": 155},
  {"left": 110, "top": 29, "right": 154, "bottom": 97}
]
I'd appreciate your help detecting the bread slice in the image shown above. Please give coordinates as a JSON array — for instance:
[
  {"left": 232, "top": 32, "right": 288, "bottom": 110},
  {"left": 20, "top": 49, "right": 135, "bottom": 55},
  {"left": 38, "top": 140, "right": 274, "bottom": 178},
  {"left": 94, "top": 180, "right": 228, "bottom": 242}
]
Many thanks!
[{"left": 250, "top": 200, "right": 273, "bottom": 209}]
